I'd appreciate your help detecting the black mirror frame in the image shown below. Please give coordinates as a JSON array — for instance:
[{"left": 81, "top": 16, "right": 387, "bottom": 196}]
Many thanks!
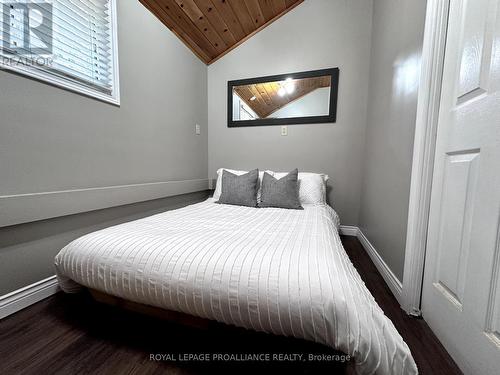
[{"left": 227, "top": 67, "right": 339, "bottom": 128}]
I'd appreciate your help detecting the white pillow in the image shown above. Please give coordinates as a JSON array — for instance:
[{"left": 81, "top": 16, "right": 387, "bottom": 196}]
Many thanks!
[
  {"left": 272, "top": 171, "right": 329, "bottom": 205},
  {"left": 213, "top": 168, "right": 272, "bottom": 202}
]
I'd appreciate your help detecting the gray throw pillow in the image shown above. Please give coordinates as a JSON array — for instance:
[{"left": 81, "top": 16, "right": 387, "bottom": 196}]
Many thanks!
[
  {"left": 216, "top": 169, "right": 259, "bottom": 207},
  {"left": 259, "top": 169, "right": 303, "bottom": 209}
]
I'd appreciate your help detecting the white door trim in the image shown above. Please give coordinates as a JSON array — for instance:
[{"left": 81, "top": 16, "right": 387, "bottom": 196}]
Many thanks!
[{"left": 401, "top": 0, "right": 450, "bottom": 316}]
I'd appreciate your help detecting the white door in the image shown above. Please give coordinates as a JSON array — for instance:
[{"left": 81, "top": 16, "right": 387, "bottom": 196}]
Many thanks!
[{"left": 422, "top": 0, "right": 500, "bottom": 374}]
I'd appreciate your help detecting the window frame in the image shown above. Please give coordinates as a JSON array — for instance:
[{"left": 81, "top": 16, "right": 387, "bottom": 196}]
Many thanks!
[{"left": 0, "top": 0, "right": 120, "bottom": 106}]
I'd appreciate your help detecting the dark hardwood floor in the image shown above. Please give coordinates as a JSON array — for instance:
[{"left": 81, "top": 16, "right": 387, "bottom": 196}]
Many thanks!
[
  {"left": 340, "top": 236, "right": 462, "bottom": 375},
  {"left": 0, "top": 236, "right": 462, "bottom": 375}
]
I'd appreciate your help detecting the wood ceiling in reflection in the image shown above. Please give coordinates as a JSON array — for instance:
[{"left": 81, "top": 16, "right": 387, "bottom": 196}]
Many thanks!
[
  {"left": 234, "top": 76, "right": 331, "bottom": 118},
  {"left": 139, "top": 0, "right": 304, "bottom": 64}
]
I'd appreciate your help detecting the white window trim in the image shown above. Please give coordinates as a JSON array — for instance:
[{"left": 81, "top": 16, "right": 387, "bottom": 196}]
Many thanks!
[{"left": 0, "top": 0, "right": 120, "bottom": 106}]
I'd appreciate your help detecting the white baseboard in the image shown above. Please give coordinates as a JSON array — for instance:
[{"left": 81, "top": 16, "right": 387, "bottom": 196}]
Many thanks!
[
  {"left": 339, "top": 225, "right": 403, "bottom": 305},
  {"left": 339, "top": 225, "right": 359, "bottom": 236},
  {"left": 0, "top": 275, "right": 59, "bottom": 319}
]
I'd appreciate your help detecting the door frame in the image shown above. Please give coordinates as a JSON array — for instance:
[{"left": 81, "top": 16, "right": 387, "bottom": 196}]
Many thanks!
[{"left": 401, "top": 0, "right": 451, "bottom": 316}]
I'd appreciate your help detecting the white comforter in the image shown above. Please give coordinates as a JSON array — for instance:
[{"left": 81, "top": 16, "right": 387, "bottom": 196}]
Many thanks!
[{"left": 54, "top": 199, "right": 417, "bottom": 374}]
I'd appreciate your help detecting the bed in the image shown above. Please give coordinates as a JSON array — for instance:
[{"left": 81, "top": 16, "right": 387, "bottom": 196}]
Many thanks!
[{"left": 54, "top": 198, "right": 418, "bottom": 375}]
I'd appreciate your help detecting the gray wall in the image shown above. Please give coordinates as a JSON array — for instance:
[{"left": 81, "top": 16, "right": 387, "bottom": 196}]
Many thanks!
[
  {"left": 207, "top": 0, "right": 373, "bottom": 224},
  {"left": 0, "top": 192, "right": 208, "bottom": 295},
  {"left": 0, "top": 1, "right": 208, "bottom": 295},
  {"left": 0, "top": 0, "right": 207, "bottom": 196},
  {"left": 358, "top": 0, "right": 427, "bottom": 280}
]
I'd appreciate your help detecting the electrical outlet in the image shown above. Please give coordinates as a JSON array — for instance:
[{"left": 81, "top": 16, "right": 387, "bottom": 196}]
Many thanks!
[
  {"left": 195, "top": 124, "right": 201, "bottom": 135},
  {"left": 281, "top": 125, "right": 288, "bottom": 136}
]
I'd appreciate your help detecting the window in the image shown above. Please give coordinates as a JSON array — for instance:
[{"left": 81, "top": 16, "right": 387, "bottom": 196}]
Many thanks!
[
  {"left": 232, "top": 92, "right": 258, "bottom": 121},
  {"left": 239, "top": 102, "right": 257, "bottom": 120},
  {"left": 0, "top": 0, "right": 119, "bottom": 105}
]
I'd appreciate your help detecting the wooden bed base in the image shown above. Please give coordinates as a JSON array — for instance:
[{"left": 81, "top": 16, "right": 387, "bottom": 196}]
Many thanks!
[
  {"left": 88, "top": 288, "right": 355, "bottom": 374},
  {"left": 88, "top": 288, "right": 212, "bottom": 330}
]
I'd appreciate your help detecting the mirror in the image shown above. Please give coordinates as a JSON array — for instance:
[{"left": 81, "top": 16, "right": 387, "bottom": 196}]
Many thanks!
[{"left": 228, "top": 68, "right": 339, "bottom": 127}]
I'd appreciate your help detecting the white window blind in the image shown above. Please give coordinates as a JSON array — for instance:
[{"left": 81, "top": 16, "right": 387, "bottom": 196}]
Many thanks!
[{"left": 0, "top": 0, "right": 119, "bottom": 104}]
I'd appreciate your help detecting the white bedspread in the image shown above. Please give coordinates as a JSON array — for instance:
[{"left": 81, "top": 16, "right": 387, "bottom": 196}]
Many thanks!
[{"left": 54, "top": 199, "right": 417, "bottom": 374}]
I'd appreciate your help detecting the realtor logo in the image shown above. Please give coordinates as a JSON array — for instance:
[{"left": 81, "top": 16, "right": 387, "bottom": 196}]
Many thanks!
[{"left": 2, "top": 2, "right": 53, "bottom": 55}]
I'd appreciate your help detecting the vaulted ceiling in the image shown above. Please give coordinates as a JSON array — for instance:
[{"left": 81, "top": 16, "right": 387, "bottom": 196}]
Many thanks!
[{"left": 139, "top": 0, "right": 304, "bottom": 64}]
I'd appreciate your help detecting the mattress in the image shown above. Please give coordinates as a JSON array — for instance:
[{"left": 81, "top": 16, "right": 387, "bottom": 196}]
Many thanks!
[{"left": 54, "top": 199, "right": 417, "bottom": 375}]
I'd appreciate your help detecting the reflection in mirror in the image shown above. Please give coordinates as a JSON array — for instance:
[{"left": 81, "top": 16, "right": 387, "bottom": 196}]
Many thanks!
[
  {"left": 228, "top": 68, "right": 338, "bottom": 127},
  {"left": 232, "top": 75, "right": 332, "bottom": 121}
]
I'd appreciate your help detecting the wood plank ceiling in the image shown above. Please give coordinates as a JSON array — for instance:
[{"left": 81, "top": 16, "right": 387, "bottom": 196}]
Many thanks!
[
  {"left": 138, "top": 0, "right": 304, "bottom": 64},
  {"left": 234, "top": 76, "right": 331, "bottom": 118}
]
